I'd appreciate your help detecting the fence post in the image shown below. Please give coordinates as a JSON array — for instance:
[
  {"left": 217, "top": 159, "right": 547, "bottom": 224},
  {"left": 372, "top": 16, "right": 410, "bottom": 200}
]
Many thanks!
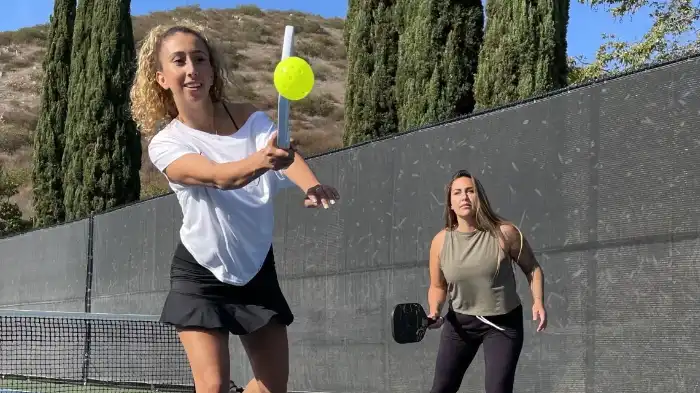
[
  {"left": 84, "top": 211, "right": 94, "bottom": 313},
  {"left": 81, "top": 211, "right": 95, "bottom": 383}
]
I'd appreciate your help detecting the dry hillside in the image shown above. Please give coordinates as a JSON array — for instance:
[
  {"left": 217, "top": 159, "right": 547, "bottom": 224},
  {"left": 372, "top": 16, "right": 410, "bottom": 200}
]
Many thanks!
[{"left": 0, "top": 5, "right": 347, "bottom": 219}]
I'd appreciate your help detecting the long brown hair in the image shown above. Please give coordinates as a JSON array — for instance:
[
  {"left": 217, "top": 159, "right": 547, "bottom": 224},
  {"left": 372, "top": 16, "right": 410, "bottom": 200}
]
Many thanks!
[{"left": 444, "top": 170, "right": 510, "bottom": 240}]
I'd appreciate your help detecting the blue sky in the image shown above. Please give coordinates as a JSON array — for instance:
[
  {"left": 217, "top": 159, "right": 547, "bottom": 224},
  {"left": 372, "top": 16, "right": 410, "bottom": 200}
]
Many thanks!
[{"left": 0, "top": 0, "right": 653, "bottom": 62}]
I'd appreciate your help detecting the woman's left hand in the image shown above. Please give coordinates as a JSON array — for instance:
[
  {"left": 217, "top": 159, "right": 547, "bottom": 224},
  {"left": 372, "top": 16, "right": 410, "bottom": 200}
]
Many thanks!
[
  {"left": 532, "top": 301, "right": 547, "bottom": 332},
  {"left": 304, "top": 184, "right": 340, "bottom": 209}
]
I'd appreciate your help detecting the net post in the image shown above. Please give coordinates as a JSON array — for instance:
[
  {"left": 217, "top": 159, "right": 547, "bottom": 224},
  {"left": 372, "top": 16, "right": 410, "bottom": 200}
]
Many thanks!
[
  {"left": 84, "top": 211, "right": 94, "bottom": 314},
  {"left": 81, "top": 211, "right": 95, "bottom": 383}
]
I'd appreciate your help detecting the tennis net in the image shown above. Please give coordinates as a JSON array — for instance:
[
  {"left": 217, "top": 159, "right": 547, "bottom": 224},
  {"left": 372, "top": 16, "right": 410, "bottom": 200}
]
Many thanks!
[{"left": 0, "top": 310, "right": 193, "bottom": 393}]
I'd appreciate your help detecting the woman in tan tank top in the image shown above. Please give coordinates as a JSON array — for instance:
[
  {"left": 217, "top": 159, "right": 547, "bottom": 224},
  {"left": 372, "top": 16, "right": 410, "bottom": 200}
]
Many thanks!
[{"left": 426, "top": 170, "right": 547, "bottom": 393}]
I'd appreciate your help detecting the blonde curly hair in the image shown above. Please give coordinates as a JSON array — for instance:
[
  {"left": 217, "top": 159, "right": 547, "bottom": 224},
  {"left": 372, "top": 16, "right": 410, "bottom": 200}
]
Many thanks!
[{"left": 130, "top": 24, "right": 227, "bottom": 136}]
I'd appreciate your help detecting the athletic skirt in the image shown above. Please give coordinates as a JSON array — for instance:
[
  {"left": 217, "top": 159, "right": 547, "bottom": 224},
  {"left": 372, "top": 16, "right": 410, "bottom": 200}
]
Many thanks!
[{"left": 159, "top": 242, "right": 294, "bottom": 335}]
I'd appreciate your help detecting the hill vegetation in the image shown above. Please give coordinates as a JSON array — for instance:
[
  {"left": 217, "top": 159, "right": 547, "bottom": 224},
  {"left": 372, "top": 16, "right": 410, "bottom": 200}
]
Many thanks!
[{"left": 0, "top": 4, "right": 347, "bottom": 218}]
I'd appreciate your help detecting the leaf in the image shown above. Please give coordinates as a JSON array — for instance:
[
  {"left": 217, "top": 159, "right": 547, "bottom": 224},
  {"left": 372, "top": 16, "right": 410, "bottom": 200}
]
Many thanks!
[
  {"left": 0, "top": 201, "right": 31, "bottom": 237},
  {"left": 0, "top": 165, "right": 20, "bottom": 200},
  {"left": 576, "top": 0, "right": 700, "bottom": 80}
]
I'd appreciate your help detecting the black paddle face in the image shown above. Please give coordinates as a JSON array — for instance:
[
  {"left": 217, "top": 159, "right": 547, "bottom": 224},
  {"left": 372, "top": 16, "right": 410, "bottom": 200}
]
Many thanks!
[{"left": 391, "top": 303, "right": 430, "bottom": 344}]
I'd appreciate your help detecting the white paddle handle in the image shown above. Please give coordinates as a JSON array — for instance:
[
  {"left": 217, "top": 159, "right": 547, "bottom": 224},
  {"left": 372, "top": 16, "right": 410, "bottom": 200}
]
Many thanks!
[{"left": 276, "top": 26, "right": 295, "bottom": 149}]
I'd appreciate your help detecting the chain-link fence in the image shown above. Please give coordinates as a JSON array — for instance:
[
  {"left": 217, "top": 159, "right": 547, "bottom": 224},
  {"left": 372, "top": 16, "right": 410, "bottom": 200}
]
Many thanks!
[{"left": 1, "top": 54, "right": 699, "bottom": 392}]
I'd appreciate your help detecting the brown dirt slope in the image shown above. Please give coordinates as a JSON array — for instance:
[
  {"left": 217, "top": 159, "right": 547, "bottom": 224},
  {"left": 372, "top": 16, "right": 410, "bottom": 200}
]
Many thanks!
[{"left": 0, "top": 4, "right": 347, "bottom": 218}]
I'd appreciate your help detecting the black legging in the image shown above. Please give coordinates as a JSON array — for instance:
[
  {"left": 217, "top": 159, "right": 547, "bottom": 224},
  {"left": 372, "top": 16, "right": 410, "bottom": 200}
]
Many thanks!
[{"left": 429, "top": 305, "right": 524, "bottom": 393}]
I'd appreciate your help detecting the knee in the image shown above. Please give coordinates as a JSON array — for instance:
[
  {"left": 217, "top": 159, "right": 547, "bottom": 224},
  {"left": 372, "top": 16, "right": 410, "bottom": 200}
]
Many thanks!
[
  {"left": 430, "top": 381, "right": 458, "bottom": 393},
  {"left": 484, "top": 371, "right": 517, "bottom": 393},
  {"left": 484, "top": 364, "right": 518, "bottom": 393},
  {"left": 254, "top": 378, "right": 287, "bottom": 393},
  {"left": 430, "top": 373, "right": 460, "bottom": 393},
  {"left": 430, "top": 385, "right": 457, "bottom": 393},
  {"left": 196, "top": 376, "right": 227, "bottom": 393}
]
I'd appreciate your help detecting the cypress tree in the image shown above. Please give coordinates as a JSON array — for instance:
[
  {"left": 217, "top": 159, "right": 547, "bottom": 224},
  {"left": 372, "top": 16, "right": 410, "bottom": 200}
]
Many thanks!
[
  {"left": 62, "top": 0, "right": 141, "bottom": 220},
  {"left": 342, "top": 0, "right": 399, "bottom": 146},
  {"left": 0, "top": 165, "right": 32, "bottom": 237},
  {"left": 31, "top": 0, "right": 76, "bottom": 228},
  {"left": 395, "top": 0, "right": 484, "bottom": 132},
  {"left": 474, "top": 0, "right": 570, "bottom": 109},
  {"left": 344, "top": 0, "right": 359, "bottom": 48}
]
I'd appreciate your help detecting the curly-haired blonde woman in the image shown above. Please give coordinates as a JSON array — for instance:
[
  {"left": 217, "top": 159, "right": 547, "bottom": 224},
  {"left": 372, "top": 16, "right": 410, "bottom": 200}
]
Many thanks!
[{"left": 130, "top": 24, "right": 339, "bottom": 393}]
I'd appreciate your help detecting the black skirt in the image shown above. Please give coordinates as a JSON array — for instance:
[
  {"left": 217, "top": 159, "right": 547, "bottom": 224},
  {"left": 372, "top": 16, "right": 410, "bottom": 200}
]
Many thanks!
[{"left": 159, "top": 242, "right": 294, "bottom": 335}]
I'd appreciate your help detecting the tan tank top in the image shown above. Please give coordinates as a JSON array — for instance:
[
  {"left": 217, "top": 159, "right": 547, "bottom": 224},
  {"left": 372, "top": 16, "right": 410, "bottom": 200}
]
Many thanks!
[{"left": 440, "top": 229, "right": 521, "bottom": 316}]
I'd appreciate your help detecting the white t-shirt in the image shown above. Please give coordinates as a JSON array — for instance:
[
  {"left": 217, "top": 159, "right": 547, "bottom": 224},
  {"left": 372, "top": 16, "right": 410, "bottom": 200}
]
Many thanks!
[{"left": 148, "top": 110, "right": 294, "bottom": 286}]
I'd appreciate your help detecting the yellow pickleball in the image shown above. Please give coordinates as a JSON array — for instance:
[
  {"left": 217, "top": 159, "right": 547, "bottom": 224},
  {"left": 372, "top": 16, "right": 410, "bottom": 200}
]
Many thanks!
[{"left": 274, "top": 56, "right": 315, "bottom": 101}]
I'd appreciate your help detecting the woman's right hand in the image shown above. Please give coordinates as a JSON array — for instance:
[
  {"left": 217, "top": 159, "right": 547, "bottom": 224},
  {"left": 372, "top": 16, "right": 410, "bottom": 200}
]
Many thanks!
[
  {"left": 259, "top": 131, "right": 295, "bottom": 171},
  {"left": 427, "top": 313, "right": 444, "bottom": 329}
]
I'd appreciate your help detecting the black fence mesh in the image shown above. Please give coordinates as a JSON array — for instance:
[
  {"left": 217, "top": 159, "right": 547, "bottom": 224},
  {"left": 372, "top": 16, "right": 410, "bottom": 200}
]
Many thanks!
[{"left": 2, "top": 54, "right": 700, "bottom": 393}]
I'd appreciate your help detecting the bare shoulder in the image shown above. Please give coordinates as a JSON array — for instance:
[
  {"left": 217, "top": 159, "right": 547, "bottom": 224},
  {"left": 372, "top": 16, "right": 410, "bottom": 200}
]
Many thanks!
[
  {"left": 499, "top": 223, "right": 520, "bottom": 239},
  {"left": 499, "top": 223, "right": 522, "bottom": 248},
  {"left": 431, "top": 229, "right": 447, "bottom": 250}
]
